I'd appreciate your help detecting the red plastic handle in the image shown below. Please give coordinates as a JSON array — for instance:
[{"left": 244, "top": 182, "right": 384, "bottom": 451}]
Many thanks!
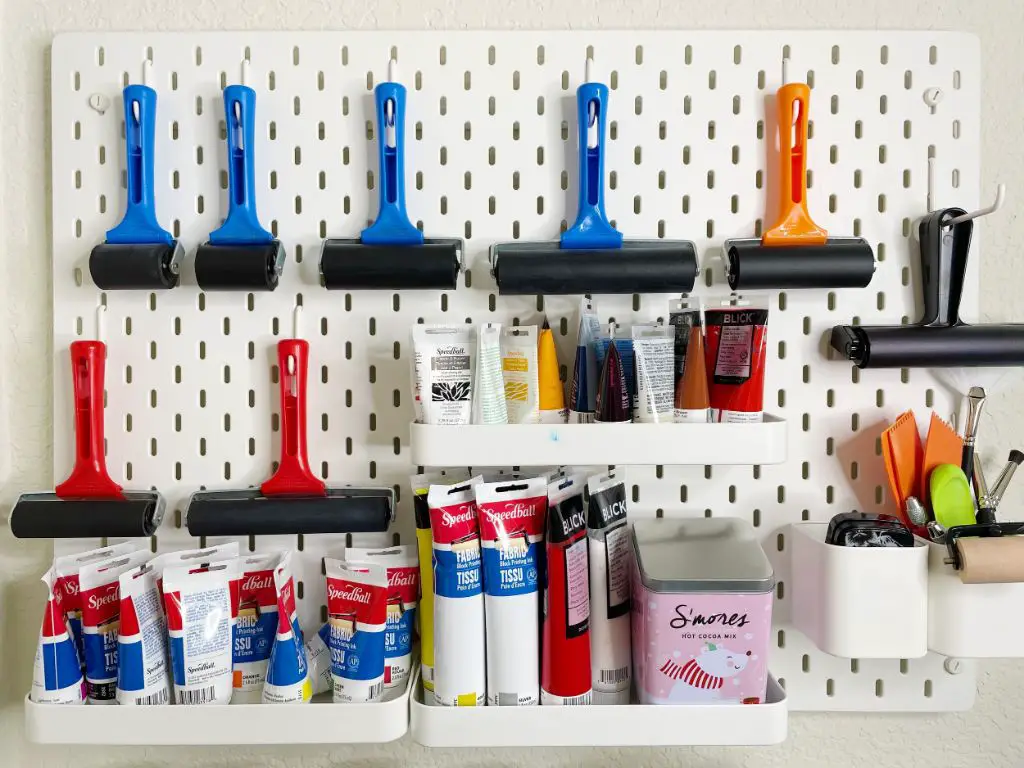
[
  {"left": 260, "top": 339, "right": 326, "bottom": 497},
  {"left": 54, "top": 340, "right": 125, "bottom": 500}
]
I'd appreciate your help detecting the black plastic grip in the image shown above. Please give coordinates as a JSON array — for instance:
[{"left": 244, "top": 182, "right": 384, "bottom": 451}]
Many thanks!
[
  {"left": 194, "top": 242, "right": 283, "bottom": 291},
  {"left": 89, "top": 243, "right": 181, "bottom": 290},
  {"left": 320, "top": 239, "right": 461, "bottom": 289},
  {"left": 185, "top": 490, "right": 394, "bottom": 536},
  {"left": 493, "top": 241, "right": 698, "bottom": 295},
  {"left": 10, "top": 495, "right": 162, "bottom": 538},
  {"left": 726, "top": 241, "right": 875, "bottom": 290}
]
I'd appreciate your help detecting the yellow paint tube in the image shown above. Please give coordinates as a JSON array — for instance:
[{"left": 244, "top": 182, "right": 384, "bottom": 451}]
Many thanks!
[
  {"left": 501, "top": 325, "right": 540, "bottom": 424},
  {"left": 538, "top": 322, "right": 568, "bottom": 424}
]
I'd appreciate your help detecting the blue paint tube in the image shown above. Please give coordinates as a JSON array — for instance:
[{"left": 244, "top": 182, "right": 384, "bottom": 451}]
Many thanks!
[{"left": 569, "top": 297, "right": 600, "bottom": 423}]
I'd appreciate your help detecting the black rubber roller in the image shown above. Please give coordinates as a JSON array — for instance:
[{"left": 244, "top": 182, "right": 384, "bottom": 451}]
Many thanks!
[
  {"left": 831, "top": 324, "right": 1024, "bottom": 369},
  {"left": 89, "top": 242, "right": 183, "bottom": 290},
  {"left": 725, "top": 238, "right": 875, "bottom": 290},
  {"left": 185, "top": 488, "right": 394, "bottom": 536},
  {"left": 492, "top": 241, "right": 698, "bottom": 295},
  {"left": 9, "top": 493, "right": 164, "bottom": 539},
  {"left": 319, "top": 238, "right": 462, "bottom": 290},
  {"left": 194, "top": 242, "right": 284, "bottom": 291}
]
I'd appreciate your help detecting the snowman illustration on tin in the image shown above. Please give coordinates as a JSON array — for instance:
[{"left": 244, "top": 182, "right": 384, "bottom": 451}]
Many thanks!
[{"left": 655, "top": 643, "right": 751, "bottom": 704}]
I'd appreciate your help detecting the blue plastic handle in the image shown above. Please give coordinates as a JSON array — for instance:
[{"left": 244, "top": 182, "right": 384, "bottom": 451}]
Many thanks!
[
  {"left": 361, "top": 82, "right": 424, "bottom": 246},
  {"left": 560, "top": 82, "right": 623, "bottom": 250},
  {"left": 209, "top": 85, "right": 273, "bottom": 245},
  {"left": 106, "top": 85, "right": 174, "bottom": 246}
]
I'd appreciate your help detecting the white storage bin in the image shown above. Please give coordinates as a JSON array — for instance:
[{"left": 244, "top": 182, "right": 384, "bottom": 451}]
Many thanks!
[
  {"left": 791, "top": 523, "right": 928, "bottom": 659},
  {"left": 928, "top": 540, "right": 1024, "bottom": 658}
]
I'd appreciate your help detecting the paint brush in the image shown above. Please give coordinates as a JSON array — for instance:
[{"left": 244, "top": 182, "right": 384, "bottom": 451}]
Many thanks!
[{"left": 961, "top": 386, "right": 987, "bottom": 483}]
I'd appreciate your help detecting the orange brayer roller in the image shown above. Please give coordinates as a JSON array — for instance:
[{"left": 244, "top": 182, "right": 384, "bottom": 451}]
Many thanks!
[{"left": 724, "top": 70, "right": 875, "bottom": 290}]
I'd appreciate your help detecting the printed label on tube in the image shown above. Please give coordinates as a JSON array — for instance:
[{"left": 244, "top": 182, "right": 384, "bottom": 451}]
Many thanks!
[
  {"left": 116, "top": 564, "right": 171, "bottom": 705},
  {"left": 32, "top": 567, "right": 86, "bottom": 705},
  {"left": 325, "top": 559, "right": 387, "bottom": 703},
  {"left": 232, "top": 553, "right": 280, "bottom": 703},
  {"left": 262, "top": 553, "right": 312, "bottom": 704}
]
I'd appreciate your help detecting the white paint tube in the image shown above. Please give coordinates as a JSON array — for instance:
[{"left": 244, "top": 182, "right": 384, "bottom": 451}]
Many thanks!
[
  {"left": 325, "top": 559, "right": 388, "bottom": 703},
  {"left": 587, "top": 471, "right": 632, "bottom": 704},
  {"left": 304, "top": 623, "right": 332, "bottom": 696},
  {"left": 474, "top": 322, "right": 508, "bottom": 424},
  {"left": 78, "top": 549, "right": 154, "bottom": 704},
  {"left": 343, "top": 545, "right": 419, "bottom": 690},
  {"left": 412, "top": 324, "right": 475, "bottom": 425},
  {"left": 428, "top": 476, "right": 486, "bottom": 707},
  {"left": 501, "top": 325, "right": 540, "bottom": 424},
  {"left": 31, "top": 567, "right": 85, "bottom": 705},
  {"left": 116, "top": 562, "right": 171, "bottom": 705},
  {"left": 632, "top": 325, "right": 675, "bottom": 423},
  {"left": 163, "top": 558, "right": 239, "bottom": 705},
  {"left": 476, "top": 475, "right": 547, "bottom": 706},
  {"left": 262, "top": 552, "right": 312, "bottom": 704},
  {"left": 232, "top": 552, "right": 281, "bottom": 703}
]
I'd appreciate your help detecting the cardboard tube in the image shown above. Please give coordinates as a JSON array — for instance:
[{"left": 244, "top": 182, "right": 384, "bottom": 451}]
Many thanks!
[{"left": 957, "top": 537, "right": 1024, "bottom": 584}]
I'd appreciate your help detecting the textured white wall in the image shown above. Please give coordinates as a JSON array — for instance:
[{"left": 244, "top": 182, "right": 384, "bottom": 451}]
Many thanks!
[{"left": 2, "top": 1, "right": 1024, "bottom": 766}]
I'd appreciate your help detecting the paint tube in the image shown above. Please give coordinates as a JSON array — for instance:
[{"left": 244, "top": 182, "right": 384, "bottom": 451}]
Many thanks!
[
  {"left": 542, "top": 473, "right": 592, "bottom": 705},
  {"left": 325, "top": 559, "right": 388, "bottom": 703},
  {"left": 705, "top": 300, "right": 769, "bottom": 423},
  {"left": 569, "top": 297, "right": 600, "bottom": 423},
  {"left": 78, "top": 549, "right": 153, "bottom": 704},
  {"left": 595, "top": 330, "right": 632, "bottom": 423},
  {"left": 670, "top": 299, "right": 707, "bottom": 422},
  {"left": 262, "top": 553, "right": 312, "bottom": 704},
  {"left": 163, "top": 558, "right": 239, "bottom": 705},
  {"left": 149, "top": 541, "right": 240, "bottom": 595},
  {"left": 595, "top": 323, "right": 636, "bottom": 405},
  {"left": 477, "top": 476, "right": 546, "bottom": 706},
  {"left": 587, "top": 471, "right": 632, "bottom": 704},
  {"left": 538, "top": 321, "right": 568, "bottom": 424},
  {"left": 54, "top": 541, "right": 140, "bottom": 672},
  {"left": 116, "top": 563, "right": 171, "bottom": 705},
  {"left": 232, "top": 552, "right": 281, "bottom": 703},
  {"left": 31, "top": 567, "right": 85, "bottom": 704},
  {"left": 429, "top": 476, "right": 486, "bottom": 707},
  {"left": 344, "top": 545, "right": 419, "bottom": 691},
  {"left": 305, "top": 623, "right": 333, "bottom": 696},
  {"left": 501, "top": 325, "right": 540, "bottom": 423},
  {"left": 632, "top": 325, "right": 675, "bottom": 423},
  {"left": 412, "top": 324, "right": 474, "bottom": 425},
  {"left": 474, "top": 322, "right": 507, "bottom": 424}
]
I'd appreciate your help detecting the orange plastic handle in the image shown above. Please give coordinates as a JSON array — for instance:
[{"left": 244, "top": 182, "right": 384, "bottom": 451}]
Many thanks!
[{"left": 762, "top": 83, "right": 827, "bottom": 246}]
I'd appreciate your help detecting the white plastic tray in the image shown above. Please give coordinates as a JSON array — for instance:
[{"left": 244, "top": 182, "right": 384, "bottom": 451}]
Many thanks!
[
  {"left": 24, "top": 676, "right": 412, "bottom": 745},
  {"left": 409, "top": 676, "right": 788, "bottom": 747},
  {"left": 409, "top": 416, "right": 787, "bottom": 467},
  {"left": 791, "top": 523, "right": 928, "bottom": 659}
]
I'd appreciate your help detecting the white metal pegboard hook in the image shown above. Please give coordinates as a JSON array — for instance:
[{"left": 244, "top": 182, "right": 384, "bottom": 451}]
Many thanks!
[
  {"left": 585, "top": 56, "right": 599, "bottom": 149},
  {"left": 292, "top": 302, "right": 303, "bottom": 340},
  {"left": 945, "top": 184, "right": 1006, "bottom": 227},
  {"left": 94, "top": 303, "right": 107, "bottom": 342}
]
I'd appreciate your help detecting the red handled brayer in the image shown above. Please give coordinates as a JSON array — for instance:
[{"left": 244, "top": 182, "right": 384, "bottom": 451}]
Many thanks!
[
  {"left": 724, "top": 67, "right": 874, "bottom": 290},
  {"left": 831, "top": 206, "right": 1024, "bottom": 367},
  {"left": 319, "top": 59, "right": 462, "bottom": 290},
  {"left": 185, "top": 339, "right": 394, "bottom": 535},
  {"left": 89, "top": 63, "right": 183, "bottom": 290},
  {"left": 490, "top": 57, "right": 697, "bottom": 295},
  {"left": 10, "top": 341, "right": 165, "bottom": 538},
  {"left": 194, "top": 62, "right": 285, "bottom": 291}
]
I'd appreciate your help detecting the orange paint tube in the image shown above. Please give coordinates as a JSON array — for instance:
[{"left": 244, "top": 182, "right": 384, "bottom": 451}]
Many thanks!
[
  {"left": 538, "top": 321, "right": 567, "bottom": 424},
  {"left": 678, "top": 324, "right": 711, "bottom": 422}
]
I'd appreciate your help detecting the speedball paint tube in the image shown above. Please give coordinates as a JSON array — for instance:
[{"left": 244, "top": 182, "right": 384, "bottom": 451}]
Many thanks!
[
  {"left": 474, "top": 322, "right": 508, "bottom": 425},
  {"left": 233, "top": 552, "right": 281, "bottom": 703},
  {"left": 705, "top": 301, "right": 769, "bottom": 423},
  {"left": 325, "top": 559, "right": 387, "bottom": 703},
  {"left": 538, "top": 320, "right": 568, "bottom": 424},
  {"left": 163, "top": 558, "right": 239, "bottom": 705},
  {"left": 32, "top": 566, "right": 85, "bottom": 704},
  {"left": 262, "top": 553, "right": 311, "bottom": 704},
  {"left": 501, "top": 325, "right": 540, "bottom": 424},
  {"left": 116, "top": 563, "right": 171, "bottom": 705},
  {"left": 149, "top": 541, "right": 240, "bottom": 595},
  {"left": 569, "top": 297, "right": 600, "bottom": 423},
  {"left": 344, "top": 545, "right": 419, "bottom": 690},
  {"left": 632, "top": 325, "right": 675, "bottom": 423},
  {"left": 476, "top": 476, "right": 547, "bottom": 706},
  {"left": 412, "top": 324, "right": 474, "bottom": 425},
  {"left": 587, "top": 471, "right": 632, "bottom": 704},
  {"left": 54, "top": 541, "right": 139, "bottom": 672},
  {"left": 595, "top": 330, "right": 632, "bottom": 423},
  {"left": 305, "top": 623, "right": 332, "bottom": 695},
  {"left": 429, "top": 476, "right": 486, "bottom": 706},
  {"left": 78, "top": 549, "right": 153, "bottom": 704},
  {"left": 542, "top": 474, "right": 592, "bottom": 705}
]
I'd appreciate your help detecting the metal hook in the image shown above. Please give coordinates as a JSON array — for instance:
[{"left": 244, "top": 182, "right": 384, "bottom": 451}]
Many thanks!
[
  {"left": 241, "top": 58, "right": 251, "bottom": 88},
  {"left": 584, "top": 56, "right": 598, "bottom": 150},
  {"left": 133, "top": 59, "right": 153, "bottom": 122},
  {"left": 945, "top": 184, "right": 1006, "bottom": 227},
  {"left": 95, "top": 303, "right": 107, "bottom": 342},
  {"left": 782, "top": 56, "right": 790, "bottom": 86},
  {"left": 385, "top": 57, "right": 398, "bottom": 149},
  {"left": 293, "top": 303, "right": 303, "bottom": 340}
]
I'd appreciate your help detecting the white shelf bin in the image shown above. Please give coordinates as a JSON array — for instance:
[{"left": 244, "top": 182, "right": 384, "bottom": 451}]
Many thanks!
[
  {"left": 791, "top": 523, "right": 928, "bottom": 659},
  {"left": 409, "top": 675, "right": 787, "bottom": 747},
  {"left": 409, "top": 415, "right": 788, "bottom": 467}
]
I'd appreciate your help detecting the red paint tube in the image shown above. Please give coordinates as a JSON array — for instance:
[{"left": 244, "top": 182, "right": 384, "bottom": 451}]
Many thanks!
[
  {"left": 704, "top": 303, "right": 769, "bottom": 423},
  {"left": 542, "top": 473, "right": 592, "bottom": 705}
]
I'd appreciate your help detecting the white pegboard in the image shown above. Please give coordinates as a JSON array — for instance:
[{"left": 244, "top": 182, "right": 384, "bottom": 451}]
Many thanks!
[{"left": 50, "top": 31, "right": 983, "bottom": 715}]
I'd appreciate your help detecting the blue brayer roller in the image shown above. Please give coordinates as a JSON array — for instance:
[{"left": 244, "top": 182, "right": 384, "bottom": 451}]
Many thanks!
[
  {"left": 490, "top": 57, "right": 697, "bottom": 295},
  {"left": 319, "top": 59, "right": 462, "bottom": 290},
  {"left": 89, "top": 62, "right": 183, "bottom": 290}
]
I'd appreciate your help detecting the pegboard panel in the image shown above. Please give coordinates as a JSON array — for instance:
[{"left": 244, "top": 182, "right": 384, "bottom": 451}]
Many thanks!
[{"left": 51, "top": 31, "right": 982, "bottom": 714}]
